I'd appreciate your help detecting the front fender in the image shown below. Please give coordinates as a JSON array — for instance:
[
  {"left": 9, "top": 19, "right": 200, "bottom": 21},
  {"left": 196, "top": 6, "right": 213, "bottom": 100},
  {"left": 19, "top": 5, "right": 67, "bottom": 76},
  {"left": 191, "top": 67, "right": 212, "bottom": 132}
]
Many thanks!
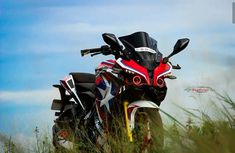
[{"left": 127, "top": 100, "right": 159, "bottom": 131}]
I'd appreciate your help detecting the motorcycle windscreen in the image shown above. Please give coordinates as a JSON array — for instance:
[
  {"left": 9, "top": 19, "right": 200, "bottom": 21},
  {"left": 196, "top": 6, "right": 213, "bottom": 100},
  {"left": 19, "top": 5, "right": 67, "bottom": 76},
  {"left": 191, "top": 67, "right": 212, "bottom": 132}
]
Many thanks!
[{"left": 119, "top": 31, "right": 162, "bottom": 71}]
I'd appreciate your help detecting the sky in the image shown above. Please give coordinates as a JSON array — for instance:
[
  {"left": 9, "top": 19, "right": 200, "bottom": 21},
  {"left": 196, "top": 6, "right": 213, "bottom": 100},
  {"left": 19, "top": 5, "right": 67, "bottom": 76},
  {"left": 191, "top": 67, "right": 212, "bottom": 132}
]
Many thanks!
[{"left": 0, "top": 0, "right": 235, "bottom": 146}]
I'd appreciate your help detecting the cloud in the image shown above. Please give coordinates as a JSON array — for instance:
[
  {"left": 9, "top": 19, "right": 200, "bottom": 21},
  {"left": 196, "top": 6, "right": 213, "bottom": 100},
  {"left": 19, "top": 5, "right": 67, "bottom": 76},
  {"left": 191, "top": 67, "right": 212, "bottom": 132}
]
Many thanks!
[
  {"left": 12, "top": 0, "right": 232, "bottom": 70},
  {"left": 41, "top": 1, "right": 230, "bottom": 29},
  {"left": 0, "top": 89, "right": 59, "bottom": 104},
  {"left": 0, "top": 0, "right": 234, "bottom": 129},
  {"left": 2, "top": 0, "right": 234, "bottom": 58}
]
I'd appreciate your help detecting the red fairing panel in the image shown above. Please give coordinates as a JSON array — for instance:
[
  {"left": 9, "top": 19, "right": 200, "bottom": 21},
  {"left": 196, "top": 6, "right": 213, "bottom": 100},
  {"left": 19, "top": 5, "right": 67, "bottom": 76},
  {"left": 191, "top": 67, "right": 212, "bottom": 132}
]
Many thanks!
[
  {"left": 116, "top": 58, "right": 150, "bottom": 85},
  {"left": 153, "top": 61, "right": 172, "bottom": 86},
  {"left": 97, "top": 59, "right": 116, "bottom": 69}
]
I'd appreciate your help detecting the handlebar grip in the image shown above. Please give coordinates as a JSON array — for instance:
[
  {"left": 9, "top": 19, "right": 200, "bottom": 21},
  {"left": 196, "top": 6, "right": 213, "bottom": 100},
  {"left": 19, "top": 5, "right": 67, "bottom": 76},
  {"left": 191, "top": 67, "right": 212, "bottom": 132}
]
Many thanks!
[
  {"left": 81, "top": 49, "right": 90, "bottom": 56},
  {"left": 81, "top": 47, "right": 101, "bottom": 56}
]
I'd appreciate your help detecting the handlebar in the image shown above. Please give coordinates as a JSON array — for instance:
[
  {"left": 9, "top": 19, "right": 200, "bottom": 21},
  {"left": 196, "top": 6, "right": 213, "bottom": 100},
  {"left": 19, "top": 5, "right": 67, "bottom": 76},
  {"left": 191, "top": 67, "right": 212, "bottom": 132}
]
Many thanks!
[
  {"left": 81, "top": 47, "right": 182, "bottom": 70},
  {"left": 81, "top": 47, "right": 102, "bottom": 56},
  {"left": 81, "top": 45, "right": 112, "bottom": 57}
]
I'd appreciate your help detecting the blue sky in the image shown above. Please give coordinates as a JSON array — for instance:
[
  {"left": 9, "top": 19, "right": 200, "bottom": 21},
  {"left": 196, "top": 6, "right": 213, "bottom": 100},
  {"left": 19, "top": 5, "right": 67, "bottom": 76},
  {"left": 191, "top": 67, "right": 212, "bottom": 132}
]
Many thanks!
[{"left": 0, "top": 0, "right": 235, "bottom": 144}]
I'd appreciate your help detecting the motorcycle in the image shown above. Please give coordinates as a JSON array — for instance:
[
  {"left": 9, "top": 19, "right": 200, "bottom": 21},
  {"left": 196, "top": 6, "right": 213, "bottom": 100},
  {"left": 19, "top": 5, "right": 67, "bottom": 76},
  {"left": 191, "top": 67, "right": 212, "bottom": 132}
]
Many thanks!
[{"left": 51, "top": 32, "right": 189, "bottom": 152}]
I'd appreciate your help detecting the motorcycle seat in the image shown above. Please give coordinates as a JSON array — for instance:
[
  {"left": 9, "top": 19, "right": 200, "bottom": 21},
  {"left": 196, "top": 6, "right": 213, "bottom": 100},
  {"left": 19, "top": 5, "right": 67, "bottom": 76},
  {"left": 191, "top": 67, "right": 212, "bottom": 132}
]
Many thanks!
[
  {"left": 70, "top": 72, "right": 95, "bottom": 83},
  {"left": 69, "top": 72, "right": 96, "bottom": 92}
]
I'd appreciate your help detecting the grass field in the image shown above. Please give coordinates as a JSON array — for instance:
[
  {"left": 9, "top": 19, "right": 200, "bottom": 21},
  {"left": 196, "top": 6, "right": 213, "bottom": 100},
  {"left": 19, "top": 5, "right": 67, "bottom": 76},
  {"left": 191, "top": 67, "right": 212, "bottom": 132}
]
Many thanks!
[{"left": 1, "top": 90, "right": 234, "bottom": 153}]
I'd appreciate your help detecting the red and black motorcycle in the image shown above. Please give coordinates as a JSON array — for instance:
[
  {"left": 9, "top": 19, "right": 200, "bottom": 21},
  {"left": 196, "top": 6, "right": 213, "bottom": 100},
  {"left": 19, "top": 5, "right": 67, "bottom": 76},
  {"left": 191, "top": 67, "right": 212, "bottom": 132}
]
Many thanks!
[{"left": 51, "top": 32, "right": 189, "bottom": 151}]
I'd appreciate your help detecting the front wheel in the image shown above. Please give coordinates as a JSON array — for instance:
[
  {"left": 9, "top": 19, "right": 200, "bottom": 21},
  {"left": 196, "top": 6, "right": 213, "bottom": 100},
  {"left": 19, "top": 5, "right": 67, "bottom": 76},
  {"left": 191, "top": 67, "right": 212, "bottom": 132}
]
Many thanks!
[{"left": 133, "top": 109, "right": 164, "bottom": 153}]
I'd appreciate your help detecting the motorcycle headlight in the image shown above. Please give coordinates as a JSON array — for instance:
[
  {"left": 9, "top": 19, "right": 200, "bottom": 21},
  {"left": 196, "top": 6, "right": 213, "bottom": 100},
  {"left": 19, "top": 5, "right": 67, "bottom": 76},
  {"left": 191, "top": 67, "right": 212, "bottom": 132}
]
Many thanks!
[
  {"left": 157, "top": 78, "right": 165, "bottom": 87},
  {"left": 132, "top": 75, "right": 142, "bottom": 86}
]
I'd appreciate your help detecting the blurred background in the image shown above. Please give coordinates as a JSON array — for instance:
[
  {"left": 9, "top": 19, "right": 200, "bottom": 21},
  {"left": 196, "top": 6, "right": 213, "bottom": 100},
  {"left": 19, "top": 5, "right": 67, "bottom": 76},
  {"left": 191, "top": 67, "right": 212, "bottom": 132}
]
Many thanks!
[{"left": 0, "top": 0, "right": 234, "bottom": 147}]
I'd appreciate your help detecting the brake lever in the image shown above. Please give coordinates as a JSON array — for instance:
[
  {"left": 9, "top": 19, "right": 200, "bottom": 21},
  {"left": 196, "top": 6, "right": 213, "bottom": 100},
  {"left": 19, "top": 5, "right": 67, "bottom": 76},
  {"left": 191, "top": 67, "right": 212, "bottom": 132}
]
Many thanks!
[{"left": 172, "top": 64, "right": 181, "bottom": 70}]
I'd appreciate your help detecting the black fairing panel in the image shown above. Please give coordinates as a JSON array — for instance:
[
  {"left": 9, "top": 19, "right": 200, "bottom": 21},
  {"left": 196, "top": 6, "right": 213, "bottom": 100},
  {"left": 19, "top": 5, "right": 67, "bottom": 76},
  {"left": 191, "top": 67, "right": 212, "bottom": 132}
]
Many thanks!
[
  {"left": 119, "top": 32, "right": 162, "bottom": 71},
  {"left": 119, "top": 86, "right": 167, "bottom": 106}
]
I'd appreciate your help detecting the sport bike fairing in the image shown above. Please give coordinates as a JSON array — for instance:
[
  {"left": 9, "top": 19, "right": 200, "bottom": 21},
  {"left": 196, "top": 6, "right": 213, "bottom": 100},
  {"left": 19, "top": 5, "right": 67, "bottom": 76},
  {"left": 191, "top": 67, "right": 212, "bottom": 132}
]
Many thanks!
[
  {"left": 95, "top": 32, "right": 172, "bottom": 123},
  {"left": 95, "top": 59, "right": 171, "bottom": 124},
  {"left": 116, "top": 58, "right": 172, "bottom": 87}
]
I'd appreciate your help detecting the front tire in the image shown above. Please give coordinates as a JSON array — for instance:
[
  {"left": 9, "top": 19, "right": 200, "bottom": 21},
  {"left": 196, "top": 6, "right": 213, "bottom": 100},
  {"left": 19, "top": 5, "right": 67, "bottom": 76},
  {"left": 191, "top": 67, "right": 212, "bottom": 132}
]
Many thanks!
[{"left": 134, "top": 109, "right": 164, "bottom": 153}]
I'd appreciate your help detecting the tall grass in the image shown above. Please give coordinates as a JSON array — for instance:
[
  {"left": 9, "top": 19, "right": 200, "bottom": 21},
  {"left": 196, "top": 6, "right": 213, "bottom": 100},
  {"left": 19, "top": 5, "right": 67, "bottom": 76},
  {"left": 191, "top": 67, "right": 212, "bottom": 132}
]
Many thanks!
[
  {"left": 0, "top": 134, "right": 24, "bottom": 153},
  {"left": 162, "top": 90, "right": 235, "bottom": 153},
  {"left": 1, "top": 91, "right": 234, "bottom": 153}
]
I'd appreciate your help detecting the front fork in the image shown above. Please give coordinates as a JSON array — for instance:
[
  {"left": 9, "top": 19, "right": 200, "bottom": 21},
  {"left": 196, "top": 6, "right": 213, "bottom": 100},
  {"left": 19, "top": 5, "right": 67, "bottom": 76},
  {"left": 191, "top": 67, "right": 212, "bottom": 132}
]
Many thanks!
[
  {"left": 123, "top": 100, "right": 160, "bottom": 142},
  {"left": 124, "top": 101, "right": 133, "bottom": 142}
]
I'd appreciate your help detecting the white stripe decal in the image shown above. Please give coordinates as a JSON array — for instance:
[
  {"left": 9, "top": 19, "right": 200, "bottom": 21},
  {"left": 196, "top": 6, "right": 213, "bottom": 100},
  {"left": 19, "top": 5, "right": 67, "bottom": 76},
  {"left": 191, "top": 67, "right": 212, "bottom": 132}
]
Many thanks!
[
  {"left": 135, "top": 47, "right": 156, "bottom": 54},
  {"left": 116, "top": 58, "right": 147, "bottom": 80},
  {"left": 103, "top": 60, "right": 115, "bottom": 65},
  {"left": 157, "top": 63, "right": 172, "bottom": 79}
]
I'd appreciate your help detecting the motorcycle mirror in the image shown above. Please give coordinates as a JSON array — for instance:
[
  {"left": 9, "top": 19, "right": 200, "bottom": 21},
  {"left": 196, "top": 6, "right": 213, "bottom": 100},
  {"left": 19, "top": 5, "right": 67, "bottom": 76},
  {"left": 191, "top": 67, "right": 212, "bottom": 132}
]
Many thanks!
[
  {"left": 102, "top": 33, "right": 122, "bottom": 51},
  {"left": 173, "top": 38, "right": 190, "bottom": 54},
  {"left": 169, "top": 38, "right": 190, "bottom": 58},
  {"left": 163, "top": 38, "right": 190, "bottom": 63}
]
